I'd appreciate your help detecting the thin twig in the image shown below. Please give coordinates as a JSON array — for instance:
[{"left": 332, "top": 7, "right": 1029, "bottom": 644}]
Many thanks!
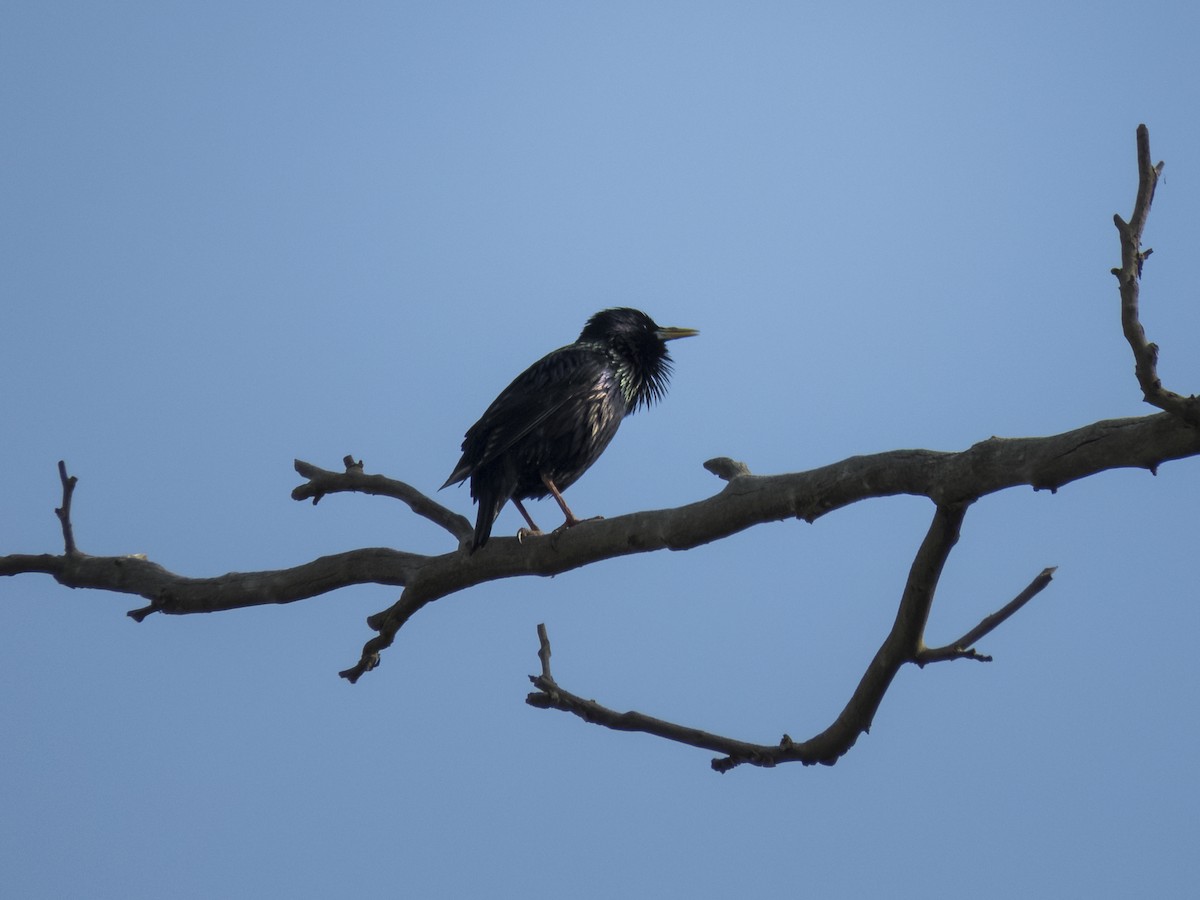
[
  {"left": 54, "top": 461, "right": 79, "bottom": 556},
  {"left": 526, "top": 624, "right": 781, "bottom": 768},
  {"left": 292, "top": 457, "right": 472, "bottom": 542},
  {"left": 916, "top": 567, "right": 1057, "bottom": 666},
  {"left": 1112, "top": 124, "right": 1199, "bottom": 423}
]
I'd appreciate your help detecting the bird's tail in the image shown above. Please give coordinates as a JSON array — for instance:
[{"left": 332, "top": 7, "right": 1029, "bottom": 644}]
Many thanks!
[{"left": 470, "top": 477, "right": 511, "bottom": 552}]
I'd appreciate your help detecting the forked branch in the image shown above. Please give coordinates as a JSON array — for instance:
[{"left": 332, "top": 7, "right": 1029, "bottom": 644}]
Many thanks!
[
  {"left": 1112, "top": 124, "right": 1199, "bottom": 423},
  {"left": 54, "top": 460, "right": 79, "bottom": 556},
  {"left": 916, "top": 567, "right": 1057, "bottom": 666},
  {"left": 528, "top": 505, "right": 1060, "bottom": 771},
  {"left": 522, "top": 124, "right": 1189, "bottom": 768},
  {"left": 0, "top": 126, "right": 1194, "bottom": 772},
  {"left": 293, "top": 456, "right": 472, "bottom": 542},
  {"left": 528, "top": 561, "right": 1059, "bottom": 769}
]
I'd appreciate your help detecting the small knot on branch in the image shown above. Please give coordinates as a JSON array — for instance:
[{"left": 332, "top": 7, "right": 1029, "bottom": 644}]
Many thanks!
[{"left": 703, "top": 457, "right": 751, "bottom": 481}]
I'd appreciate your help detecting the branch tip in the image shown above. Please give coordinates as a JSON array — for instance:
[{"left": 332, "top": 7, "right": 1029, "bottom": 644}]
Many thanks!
[
  {"left": 127, "top": 601, "right": 160, "bottom": 623},
  {"left": 339, "top": 652, "right": 379, "bottom": 683},
  {"left": 54, "top": 460, "right": 79, "bottom": 556},
  {"left": 1113, "top": 125, "right": 1200, "bottom": 425},
  {"left": 916, "top": 566, "right": 1056, "bottom": 666}
]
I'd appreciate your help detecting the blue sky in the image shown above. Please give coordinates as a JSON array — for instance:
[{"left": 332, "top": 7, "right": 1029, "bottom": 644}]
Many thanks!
[{"left": 4, "top": 2, "right": 1200, "bottom": 897}]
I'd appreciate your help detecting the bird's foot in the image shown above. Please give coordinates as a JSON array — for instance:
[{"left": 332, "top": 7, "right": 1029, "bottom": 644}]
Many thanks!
[
  {"left": 554, "top": 514, "right": 604, "bottom": 534},
  {"left": 517, "top": 527, "right": 545, "bottom": 544}
]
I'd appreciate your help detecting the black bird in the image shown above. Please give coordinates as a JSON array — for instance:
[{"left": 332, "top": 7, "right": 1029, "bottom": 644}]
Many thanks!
[{"left": 441, "top": 307, "right": 698, "bottom": 550}]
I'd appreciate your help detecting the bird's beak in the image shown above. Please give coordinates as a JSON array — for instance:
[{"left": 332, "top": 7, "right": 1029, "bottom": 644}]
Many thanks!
[{"left": 655, "top": 326, "right": 699, "bottom": 341}]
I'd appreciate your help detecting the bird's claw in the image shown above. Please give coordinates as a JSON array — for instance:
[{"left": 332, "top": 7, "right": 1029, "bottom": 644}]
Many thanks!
[
  {"left": 517, "top": 527, "right": 544, "bottom": 544},
  {"left": 554, "top": 514, "right": 604, "bottom": 534}
]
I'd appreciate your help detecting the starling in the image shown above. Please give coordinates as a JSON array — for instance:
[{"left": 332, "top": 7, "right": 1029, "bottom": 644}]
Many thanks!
[{"left": 441, "top": 307, "right": 698, "bottom": 550}]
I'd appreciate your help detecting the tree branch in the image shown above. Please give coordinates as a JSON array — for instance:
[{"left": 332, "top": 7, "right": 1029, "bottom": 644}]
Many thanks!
[
  {"left": 1112, "top": 124, "right": 1199, "bottom": 423},
  {"left": 521, "top": 123, "right": 1191, "bottom": 769},
  {"left": 527, "top": 503, "right": 989, "bottom": 772},
  {"left": 3, "top": 410, "right": 1198, "bottom": 640},
  {"left": 916, "top": 567, "right": 1057, "bottom": 666},
  {"left": 340, "top": 408, "right": 1198, "bottom": 682},
  {"left": 0, "top": 125, "right": 1195, "bottom": 772},
  {"left": 527, "top": 623, "right": 776, "bottom": 765},
  {"left": 528, "top": 525, "right": 1060, "bottom": 770},
  {"left": 292, "top": 456, "right": 472, "bottom": 543},
  {"left": 0, "top": 543, "right": 419, "bottom": 620},
  {"left": 54, "top": 460, "right": 79, "bottom": 556}
]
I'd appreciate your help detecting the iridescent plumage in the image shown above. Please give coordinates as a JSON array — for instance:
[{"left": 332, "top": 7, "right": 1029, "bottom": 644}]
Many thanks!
[{"left": 442, "top": 307, "right": 697, "bottom": 550}]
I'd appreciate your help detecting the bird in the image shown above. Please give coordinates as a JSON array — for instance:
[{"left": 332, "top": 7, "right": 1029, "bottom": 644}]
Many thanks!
[{"left": 441, "top": 307, "right": 698, "bottom": 551}]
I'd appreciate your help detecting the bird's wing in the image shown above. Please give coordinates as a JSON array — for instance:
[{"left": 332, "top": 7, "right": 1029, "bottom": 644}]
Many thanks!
[{"left": 443, "top": 346, "right": 606, "bottom": 485}]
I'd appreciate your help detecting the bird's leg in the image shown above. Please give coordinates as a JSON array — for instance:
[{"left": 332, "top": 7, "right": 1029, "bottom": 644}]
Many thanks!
[
  {"left": 512, "top": 498, "right": 543, "bottom": 544},
  {"left": 541, "top": 474, "right": 603, "bottom": 532}
]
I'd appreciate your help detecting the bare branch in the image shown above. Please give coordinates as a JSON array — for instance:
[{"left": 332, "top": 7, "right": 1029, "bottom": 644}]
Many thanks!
[
  {"left": 915, "top": 566, "right": 1057, "bottom": 666},
  {"left": 1112, "top": 124, "right": 1200, "bottom": 423},
  {"left": 341, "top": 411, "right": 1196, "bottom": 680},
  {"left": 1, "top": 547, "right": 419, "bottom": 620},
  {"left": 1, "top": 125, "right": 1197, "bottom": 772},
  {"left": 527, "top": 624, "right": 781, "bottom": 766},
  {"left": 6, "top": 408, "right": 1200, "bottom": 662},
  {"left": 292, "top": 457, "right": 472, "bottom": 542},
  {"left": 733, "top": 502, "right": 969, "bottom": 770},
  {"left": 528, "top": 504, "right": 970, "bottom": 771},
  {"left": 54, "top": 461, "right": 79, "bottom": 556}
]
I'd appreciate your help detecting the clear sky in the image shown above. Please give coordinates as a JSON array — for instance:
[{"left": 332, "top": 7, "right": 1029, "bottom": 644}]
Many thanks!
[{"left": 4, "top": 2, "right": 1200, "bottom": 897}]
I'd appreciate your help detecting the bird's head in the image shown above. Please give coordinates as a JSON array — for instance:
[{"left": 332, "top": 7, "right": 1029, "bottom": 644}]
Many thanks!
[{"left": 578, "top": 308, "right": 699, "bottom": 411}]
